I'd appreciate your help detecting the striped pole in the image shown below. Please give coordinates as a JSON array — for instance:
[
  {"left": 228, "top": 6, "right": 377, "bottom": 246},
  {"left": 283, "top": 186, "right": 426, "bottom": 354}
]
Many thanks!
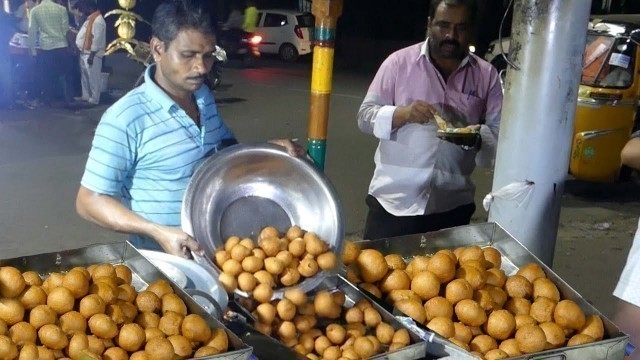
[{"left": 307, "top": 0, "right": 343, "bottom": 171}]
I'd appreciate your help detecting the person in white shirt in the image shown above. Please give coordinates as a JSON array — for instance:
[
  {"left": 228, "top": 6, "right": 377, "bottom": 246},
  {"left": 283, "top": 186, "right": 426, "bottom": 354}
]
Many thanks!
[
  {"left": 614, "top": 135, "right": 640, "bottom": 360},
  {"left": 14, "top": 0, "right": 36, "bottom": 33},
  {"left": 74, "top": 0, "right": 105, "bottom": 105}
]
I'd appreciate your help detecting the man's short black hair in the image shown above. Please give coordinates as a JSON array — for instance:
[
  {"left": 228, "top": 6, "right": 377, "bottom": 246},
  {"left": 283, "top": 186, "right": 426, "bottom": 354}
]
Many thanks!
[
  {"left": 429, "top": 0, "right": 478, "bottom": 24},
  {"left": 75, "top": 0, "right": 98, "bottom": 13},
  {"left": 152, "top": 0, "right": 214, "bottom": 45}
]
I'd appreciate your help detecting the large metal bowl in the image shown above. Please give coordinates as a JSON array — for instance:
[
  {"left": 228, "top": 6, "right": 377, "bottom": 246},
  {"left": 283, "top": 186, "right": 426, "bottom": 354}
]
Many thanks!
[{"left": 182, "top": 143, "right": 345, "bottom": 298}]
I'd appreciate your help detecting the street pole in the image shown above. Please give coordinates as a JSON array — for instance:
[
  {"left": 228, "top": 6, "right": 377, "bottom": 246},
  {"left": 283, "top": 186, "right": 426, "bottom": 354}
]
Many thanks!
[
  {"left": 488, "top": 0, "right": 592, "bottom": 265},
  {"left": 307, "top": 0, "right": 343, "bottom": 171}
]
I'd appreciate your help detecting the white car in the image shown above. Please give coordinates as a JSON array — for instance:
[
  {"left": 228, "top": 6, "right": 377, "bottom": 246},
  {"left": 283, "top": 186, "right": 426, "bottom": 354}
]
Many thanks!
[{"left": 255, "top": 9, "right": 314, "bottom": 62}]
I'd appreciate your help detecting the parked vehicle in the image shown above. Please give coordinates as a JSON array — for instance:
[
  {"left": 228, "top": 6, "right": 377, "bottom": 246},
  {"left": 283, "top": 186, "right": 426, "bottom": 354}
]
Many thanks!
[
  {"left": 216, "top": 28, "right": 262, "bottom": 67},
  {"left": 255, "top": 9, "right": 314, "bottom": 62},
  {"left": 484, "top": 15, "right": 640, "bottom": 182}
]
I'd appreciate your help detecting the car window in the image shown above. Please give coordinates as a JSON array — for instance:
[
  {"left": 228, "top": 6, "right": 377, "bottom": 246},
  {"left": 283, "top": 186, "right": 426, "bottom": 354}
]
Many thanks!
[
  {"left": 296, "top": 14, "right": 314, "bottom": 28},
  {"left": 582, "top": 34, "right": 635, "bottom": 88},
  {"left": 263, "top": 13, "right": 288, "bottom": 27}
]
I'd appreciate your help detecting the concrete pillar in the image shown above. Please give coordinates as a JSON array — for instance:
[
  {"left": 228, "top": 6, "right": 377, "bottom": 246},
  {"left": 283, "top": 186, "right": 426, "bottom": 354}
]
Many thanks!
[{"left": 488, "top": 0, "right": 592, "bottom": 265}]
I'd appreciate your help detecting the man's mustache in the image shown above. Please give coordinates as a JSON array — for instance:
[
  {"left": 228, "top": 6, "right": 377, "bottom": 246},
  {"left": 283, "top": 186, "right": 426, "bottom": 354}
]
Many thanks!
[
  {"left": 439, "top": 40, "right": 460, "bottom": 48},
  {"left": 187, "top": 74, "right": 206, "bottom": 81}
]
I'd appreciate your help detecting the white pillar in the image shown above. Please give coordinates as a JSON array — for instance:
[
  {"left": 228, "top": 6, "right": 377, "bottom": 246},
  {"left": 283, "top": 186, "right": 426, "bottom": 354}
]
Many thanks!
[{"left": 488, "top": 0, "right": 592, "bottom": 265}]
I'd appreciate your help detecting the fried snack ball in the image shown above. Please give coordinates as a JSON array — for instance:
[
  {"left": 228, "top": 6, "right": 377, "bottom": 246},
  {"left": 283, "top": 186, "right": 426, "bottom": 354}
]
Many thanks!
[
  {"left": 113, "top": 264, "right": 133, "bottom": 285},
  {"left": 38, "top": 324, "right": 68, "bottom": 350},
  {"left": 181, "top": 314, "right": 212, "bottom": 343},
  {"left": 276, "top": 299, "right": 297, "bottom": 321},
  {"left": 87, "top": 335, "right": 106, "bottom": 356},
  {"left": 0, "top": 267, "right": 26, "bottom": 298},
  {"left": 356, "top": 249, "right": 388, "bottom": 283},
  {"left": 485, "top": 268, "right": 507, "bottom": 288},
  {"left": 424, "top": 296, "right": 454, "bottom": 321},
  {"left": 161, "top": 293, "right": 187, "bottom": 317},
  {"left": 554, "top": 300, "right": 586, "bottom": 331},
  {"left": 253, "top": 283, "right": 274, "bottom": 304},
  {"left": 456, "top": 265, "right": 487, "bottom": 290},
  {"left": 515, "top": 314, "right": 538, "bottom": 330},
  {"left": 80, "top": 294, "right": 106, "bottom": 318},
  {"left": 394, "top": 299, "right": 426, "bottom": 324},
  {"left": 427, "top": 253, "right": 457, "bottom": 283},
  {"left": 385, "top": 254, "right": 407, "bottom": 270},
  {"left": 458, "top": 246, "right": 485, "bottom": 265},
  {"left": 159, "top": 311, "right": 183, "bottom": 337},
  {"left": 448, "top": 337, "right": 470, "bottom": 351},
  {"left": 453, "top": 322, "right": 473, "bottom": 344},
  {"left": 530, "top": 296, "right": 556, "bottom": 323},
  {"left": 505, "top": 275, "right": 533, "bottom": 299},
  {"left": 59, "top": 311, "right": 87, "bottom": 335},
  {"left": 359, "top": 283, "right": 382, "bottom": 299},
  {"left": 89, "top": 282, "right": 118, "bottom": 305},
  {"left": 103, "top": 346, "right": 129, "bottom": 360},
  {"left": 484, "top": 349, "right": 510, "bottom": 360},
  {"left": 205, "top": 328, "right": 229, "bottom": 353},
  {"left": 567, "top": 333, "right": 595, "bottom": 346},
  {"left": 379, "top": 270, "right": 411, "bottom": 293},
  {"left": 317, "top": 252, "right": 338, "bottom": 271},
  {"left": 136, "top": 291, "right": 162, "bottom": 313},
  {"left": 517, "top": 263, "right": 547, "bottom": 284},
  {"left": 482, "top": 247, "right": 502, "bottom": 268},
  {"left": 386, "top": 289, "right": 422, "bottom": 305},
  {"left": 0, "top": 298, "right": 24, "bottom": 326},
  {"left": 66, "top": 332, "right": 89, "bottom": 359},
  {"left": 167, "top": 335, "right": 193, "bottom": 358},
  {"left": 539, "top": 321, "right": 566, "bottom": 349},
  {"left": 136, "top": 312, "right": 161, "bottom": 329},
  {"left": 145, "top": 337, "right": 175, "bottom": 360},
  {"left": 0, "top": 335, "right": 18, "bottom": 360},
  {"left": 91, "top": 264, "right": 117, "bottom": 282},
  {"left": 580, "top": 315, "right": 604, "bottom": 341},
  {"left": 392, "top": 328, "right": 411, "bottom": 346},
  {"left": 62, "top": 269, "right": 90, "bottom": 299},
  {"left": 455, "top": 300, "right": 487, "bottom": 327},
  {"left": 515, "top": 325, "right": 547, "bottom": 354},
  {"left": 532, "top": 278, "right": 560, "bottom": 303},
  {"left": 89, "top": 314, "right": 118, "bottom": 339},
  {"left": 411, "top": 271, "right": 440, "bottom": 301},
  {"left": 445, "top": 279, "right": 473, "bottom": 305},
  {"left": 474, "top": 289, "right": 497, "bottom": 312},
  {"left": 117, "top": 323, "right": 146, "bottom": 352},
  {"left": 353, "top": 336, "right": 376, "bottom": 359},
  {"left": 470, "top": 334, "right": 498, "bottom": 354},
  {"left": 505, "top": 297, "right": 532, "bottom": 316},
  {"left": 194, "top": 346, "right": 222, "bottom": 357},
  {"left": 41, "top": 273, "right": 64, "bottom": 294},
  {"left": 486, "top": 309, "right": 515, "bottom": 340},
  {"left": 364, "top": 307, "right": 383, "bottom": 328},
  {"left": 18, "top": 285, "right": 47, "bottom": 310},
  {"left": 146, "top": 280, "right": 174, "bottom": 299},
  {"left": 47, "top": 287, "right": 75, "bottom": 314},
  {"left": 326, "top": 324, "right": 347, "bottom": 345},
  {"left": 218, "top": 273, "right": 238, "bottom": 294},
  {"left": 117, "top": 284, "right": 137, "bottom": 303},
  {"left": 29, "top": 304, "right": 56, "bottom": 329},
  {"left": 19, "top": 343, "right": 39, "bottom": 360},
  {"left": 9, "top": 321, "right": 36, "bottom": 346},
  {"left": 22, "top": 271, "right": 42, "bottom": 287},
  {"left": 498, "top": 338, "right": 522, "bottom": 357},
  {"left": 427, "top": 317, "right": 455, "bottom": 338}
]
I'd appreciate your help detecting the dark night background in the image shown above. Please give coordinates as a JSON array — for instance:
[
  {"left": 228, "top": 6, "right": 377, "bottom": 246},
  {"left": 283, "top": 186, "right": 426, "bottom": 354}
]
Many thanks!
[{"left": 10, "top": 0, "right": 640, "bottom": 70}]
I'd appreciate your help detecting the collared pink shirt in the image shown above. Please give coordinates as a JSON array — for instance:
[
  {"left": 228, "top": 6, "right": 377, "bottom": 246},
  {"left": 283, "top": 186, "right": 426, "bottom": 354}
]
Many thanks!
[{"left": 357, "top": 40, "right": 502, "bottom": 216}]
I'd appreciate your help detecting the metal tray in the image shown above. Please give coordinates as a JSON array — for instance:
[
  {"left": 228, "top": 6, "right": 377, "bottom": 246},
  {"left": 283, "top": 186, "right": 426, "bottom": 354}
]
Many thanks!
[
  {"left": 232, "top": 274, "right": 427, "bottom": 360},
  {"left": 0, "top": 241, "right": 253, "bottom": 360},
  {"left": 350, "top": 222, "right": 629, "bottom": 360}
]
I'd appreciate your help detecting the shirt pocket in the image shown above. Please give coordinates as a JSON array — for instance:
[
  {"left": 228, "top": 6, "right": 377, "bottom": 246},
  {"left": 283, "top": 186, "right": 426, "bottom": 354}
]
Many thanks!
[{"left": 443, "top": 90, "right": 486, "bottom": 126}]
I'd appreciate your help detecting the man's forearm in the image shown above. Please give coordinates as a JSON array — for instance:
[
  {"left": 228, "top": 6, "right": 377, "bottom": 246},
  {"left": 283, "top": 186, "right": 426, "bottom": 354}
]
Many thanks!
[{"left": 76, "top": 186, "right": 158, "bottom": 240}]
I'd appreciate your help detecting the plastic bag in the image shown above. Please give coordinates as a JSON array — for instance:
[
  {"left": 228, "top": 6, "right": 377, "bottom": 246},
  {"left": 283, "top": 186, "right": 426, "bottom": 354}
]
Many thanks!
[{"left": 483, "top": 181, "right": 535, "bottom": 212}]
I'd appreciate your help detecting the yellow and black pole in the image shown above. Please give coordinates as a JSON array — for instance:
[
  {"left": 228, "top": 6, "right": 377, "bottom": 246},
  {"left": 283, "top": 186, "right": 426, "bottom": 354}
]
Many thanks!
[{"left": 307, "top": 0, "right": 343, "bottom": 170}]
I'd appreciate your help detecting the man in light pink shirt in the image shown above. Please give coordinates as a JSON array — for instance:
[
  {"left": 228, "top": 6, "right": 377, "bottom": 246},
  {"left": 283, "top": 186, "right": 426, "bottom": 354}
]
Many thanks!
[{"left": 357, "top": 0, "right": 502, "bottom": 240}]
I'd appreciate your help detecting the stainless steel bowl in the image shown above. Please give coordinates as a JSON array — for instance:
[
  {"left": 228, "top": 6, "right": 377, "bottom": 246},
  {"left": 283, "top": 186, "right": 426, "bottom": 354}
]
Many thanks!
[{"left": 182, "top": 143, "right": 345, "bottom": 298}]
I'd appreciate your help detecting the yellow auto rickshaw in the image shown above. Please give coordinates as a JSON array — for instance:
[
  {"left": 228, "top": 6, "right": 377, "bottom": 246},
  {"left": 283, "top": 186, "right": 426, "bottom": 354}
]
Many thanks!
[{"left": 570, "top": 15, "right": 640, "bottom": 182}]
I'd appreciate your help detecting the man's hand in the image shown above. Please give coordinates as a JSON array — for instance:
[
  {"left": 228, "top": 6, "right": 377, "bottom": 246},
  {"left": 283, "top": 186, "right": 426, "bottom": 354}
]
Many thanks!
[
  {"left": 151, "top": 225, "right": 204, "bottom": 259},
  {"left": 466, "top": 124, "right": 481, "bottom": 131},
  {"left": 392, "top": 100, "right": 439, "bottom": 129},
  {"left": 269, "top": 139, "right": 306, "bottom": 158}
]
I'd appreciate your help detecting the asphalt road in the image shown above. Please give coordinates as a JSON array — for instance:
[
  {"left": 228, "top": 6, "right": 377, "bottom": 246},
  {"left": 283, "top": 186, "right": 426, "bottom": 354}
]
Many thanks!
[{"left": 0, "top": 53, "right": 638, "bottom": 320}]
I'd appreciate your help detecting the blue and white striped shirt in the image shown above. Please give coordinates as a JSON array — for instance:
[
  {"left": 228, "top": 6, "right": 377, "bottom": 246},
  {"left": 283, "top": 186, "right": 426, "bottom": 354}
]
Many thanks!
[{"left": 81, "top": 64, "right": 236, "bottom": 250}]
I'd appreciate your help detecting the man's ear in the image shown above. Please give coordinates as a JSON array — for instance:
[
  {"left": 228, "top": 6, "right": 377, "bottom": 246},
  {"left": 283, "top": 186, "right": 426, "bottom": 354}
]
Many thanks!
[{"left": 150, "top": 37, "right": 165, "bottom": 62}]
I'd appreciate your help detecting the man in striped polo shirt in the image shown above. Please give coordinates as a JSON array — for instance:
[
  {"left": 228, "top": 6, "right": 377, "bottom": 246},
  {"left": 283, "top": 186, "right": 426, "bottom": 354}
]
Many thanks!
[{"left": 76, "top": 0, "right": 301, "bottom": 258}]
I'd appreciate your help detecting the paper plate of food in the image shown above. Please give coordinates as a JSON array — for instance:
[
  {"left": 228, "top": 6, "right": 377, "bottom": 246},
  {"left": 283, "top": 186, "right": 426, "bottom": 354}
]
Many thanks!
[{"left": 434, "top": 114, "right": 480, "bottom": 147}]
